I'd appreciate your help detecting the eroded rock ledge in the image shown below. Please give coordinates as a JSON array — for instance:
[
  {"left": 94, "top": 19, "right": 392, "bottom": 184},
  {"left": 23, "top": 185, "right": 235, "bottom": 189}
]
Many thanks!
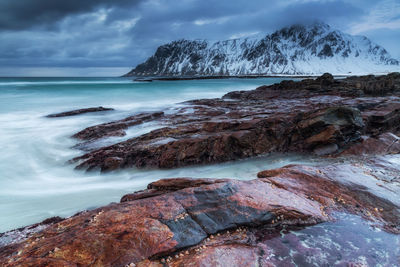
[
  {"left": 1, "top": 155, "right": 399, "bottom": 266},
  {"left": 46, "top": 107, "right": 114, "bottom": 118},
  {"left": 71, "top": 72, "right": 400, "bottom": 171}
]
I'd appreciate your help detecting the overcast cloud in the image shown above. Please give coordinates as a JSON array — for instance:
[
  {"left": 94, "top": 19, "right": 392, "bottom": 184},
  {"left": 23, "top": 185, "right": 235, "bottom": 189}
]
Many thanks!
[{"left": 0, "top": 0, "right": 399, "bottom": 76}]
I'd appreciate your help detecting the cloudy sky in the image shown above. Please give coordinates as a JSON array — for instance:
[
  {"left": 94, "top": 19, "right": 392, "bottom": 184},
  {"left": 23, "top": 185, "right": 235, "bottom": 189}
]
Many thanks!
[{"left": 0, "top": 0, "right": 399, "bottom": 76}]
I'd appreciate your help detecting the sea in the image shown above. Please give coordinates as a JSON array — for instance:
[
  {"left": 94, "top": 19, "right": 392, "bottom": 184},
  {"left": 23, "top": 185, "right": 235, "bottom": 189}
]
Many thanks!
[{"left": 0, "top": 76, "right": 320, "bottom": 232}]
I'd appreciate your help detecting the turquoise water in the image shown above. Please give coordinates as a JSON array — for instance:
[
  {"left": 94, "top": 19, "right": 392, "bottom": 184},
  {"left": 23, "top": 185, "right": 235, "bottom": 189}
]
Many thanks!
[{"left": 0, "top": 76, "right": 318, "bottom": 232}]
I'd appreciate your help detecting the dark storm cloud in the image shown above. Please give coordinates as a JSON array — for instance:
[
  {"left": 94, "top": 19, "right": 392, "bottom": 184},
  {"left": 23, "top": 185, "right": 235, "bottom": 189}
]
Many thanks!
[
  {"left": 0, "top": 0, "right": 399, "bottom": 76},
  {"left": 0, "top": 0, "right": 138, "bottom": 30}
]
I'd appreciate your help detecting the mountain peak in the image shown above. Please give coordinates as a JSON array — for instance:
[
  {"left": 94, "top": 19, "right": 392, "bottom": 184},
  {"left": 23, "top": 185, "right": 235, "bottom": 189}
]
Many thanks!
[
  {"left": 285, "top": 21, "right": 331, "bottom": 32},
  {"left": 125, "top": 23, "right": 399, "bottom": 77}
]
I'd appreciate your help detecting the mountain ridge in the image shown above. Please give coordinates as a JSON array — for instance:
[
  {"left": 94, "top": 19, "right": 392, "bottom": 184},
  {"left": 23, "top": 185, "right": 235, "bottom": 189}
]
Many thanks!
[{"left": 124, "top": 22, "right": 399, "bottom": 77}]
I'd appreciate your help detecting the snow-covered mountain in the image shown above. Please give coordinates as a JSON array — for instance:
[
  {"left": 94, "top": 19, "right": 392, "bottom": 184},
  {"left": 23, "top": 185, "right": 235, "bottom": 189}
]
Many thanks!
[{"left": 124, "top": 22, "right": 399, "bottom": 76}]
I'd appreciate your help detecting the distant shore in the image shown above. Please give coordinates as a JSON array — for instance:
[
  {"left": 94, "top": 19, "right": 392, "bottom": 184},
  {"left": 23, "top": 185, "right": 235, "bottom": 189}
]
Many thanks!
[{"left": 131, "top": 73, "right": 382, "bottom": 82}]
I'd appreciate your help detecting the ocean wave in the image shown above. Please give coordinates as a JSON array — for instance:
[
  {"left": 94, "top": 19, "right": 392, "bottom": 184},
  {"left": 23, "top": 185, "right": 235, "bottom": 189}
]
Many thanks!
[{"left": 0, "top": 80, "right": 133, "bottom": 86}]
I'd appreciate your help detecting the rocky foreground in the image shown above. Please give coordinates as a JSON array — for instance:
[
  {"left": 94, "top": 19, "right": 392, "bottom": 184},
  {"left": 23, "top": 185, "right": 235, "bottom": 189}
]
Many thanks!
[
  {"left": 1, "top": 155, "right": 400, "bottom": 266},
  {"left": 71, "top": 73, "right": 400, "bottom": 171},
  {"left": 2, "top": 73, "right": 400, "bottom": 266}
]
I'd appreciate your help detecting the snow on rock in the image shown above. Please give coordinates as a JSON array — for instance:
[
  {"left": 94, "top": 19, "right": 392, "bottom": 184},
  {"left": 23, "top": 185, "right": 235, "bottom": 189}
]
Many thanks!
[{"left": 124, "top": 22, "right": 399, "bottom": 76}]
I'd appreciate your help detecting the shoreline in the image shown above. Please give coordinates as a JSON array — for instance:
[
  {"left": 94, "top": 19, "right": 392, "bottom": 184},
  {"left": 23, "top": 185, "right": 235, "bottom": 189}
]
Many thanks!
[
  {"left": 130, "top": 72, "right": 397, "bottom": 81},
  {"left": 2, "top": 72, "right": 400, "bottom": 266},
  {"left": 132, "top": 74, "right": 342, "bottom": 81}
]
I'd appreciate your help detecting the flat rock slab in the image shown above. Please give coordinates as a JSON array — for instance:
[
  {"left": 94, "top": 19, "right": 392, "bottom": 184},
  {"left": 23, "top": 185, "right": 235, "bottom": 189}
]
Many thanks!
[
  {"left": 46, "top": 107, "right": 114, "bottom": 118},
  {"left": 2, "top": 155, "right": 400, "bottom": 266},
  {"left": 258, "top": 159, "right": 400, "bottom": 233}
]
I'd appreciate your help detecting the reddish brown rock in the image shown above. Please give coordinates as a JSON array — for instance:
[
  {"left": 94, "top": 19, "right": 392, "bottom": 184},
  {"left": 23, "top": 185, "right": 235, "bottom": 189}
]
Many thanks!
[
  {"left": 0, "top": 176, "right": 329, "bottom": 267},
  {"left": 70, "top": 73, "right": 400, "bottom": 171},
  {"left": 120, "top": 178, "right": 230, "bottom": 202},
  {"left": 72, "top": 111, "right": 164, "bottom": 140},
  {"left": 3, "top": 154, "right": 400, "bottom": 266},
  {"left": 258, "top": 161, "right": 400, "bottom": 233},
  {"left": 362, "top": 102, "right": 400, "bottom": 135},
  {"left": 340, "top": 132, "right": 400, "bottom": 155}
]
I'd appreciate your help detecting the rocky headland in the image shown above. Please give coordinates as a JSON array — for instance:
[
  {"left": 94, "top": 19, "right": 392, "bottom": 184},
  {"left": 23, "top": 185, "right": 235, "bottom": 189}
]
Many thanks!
[{"left": 1, "top": 73, "right": 400, "bottom": 266}]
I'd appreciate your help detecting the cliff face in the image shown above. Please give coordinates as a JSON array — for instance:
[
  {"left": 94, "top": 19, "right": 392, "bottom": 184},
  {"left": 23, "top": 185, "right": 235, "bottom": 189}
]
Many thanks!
[{"left": 124, "top": 22, "right": 399, "bottom": 77}]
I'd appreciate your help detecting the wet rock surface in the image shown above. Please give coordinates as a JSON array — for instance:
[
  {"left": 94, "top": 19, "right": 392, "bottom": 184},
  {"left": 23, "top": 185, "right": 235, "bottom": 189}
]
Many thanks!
[
  {"left": 46, "top": 106, "right": 114, "bottom": 118},
  {"left": 72, "top": 111, "right": 164, "bottom": 140},
  {"left": 4, "top": 73, "right": 399, "bottom": 266},
  {"left": 71, "top": 73, "right": 400, "bottom": 171},
  {"left": 1, "top": 155, "right": 400, "bottom": 266},
  {"left": 0, "top": 217, "right": 63, "bottom": 249}
]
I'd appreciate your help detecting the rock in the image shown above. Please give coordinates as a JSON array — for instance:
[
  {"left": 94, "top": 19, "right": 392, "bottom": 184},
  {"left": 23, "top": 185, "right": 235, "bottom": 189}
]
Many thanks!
[
  {"left": 3, "top": 155, "right": 400, "bottom": 266},
  {"left": 70, "top": 73, "right": 400, "bottom": 171},
  {"left": 340, "top": 132, "right": 400, "bottom": 156},
  {"left": 224, "top": 72, "right": 400, "bottom": 100},
  {"left": 72, "top": 112, "right": 164, "bottom": 140},
  {"left": 103, "top": 157, "right": 123, "bottom": 171},
  {"left": 0, "top": 216, "right": 63, "bottom": 249},
  {"left": 316, "top": 72, "right": 334, "bottom": 85},
  {"left": 313, "top": 143, "right": 338, "bottom": 155},
  {"left": 362, "top": 102, "right": 400, "bottom": 135},
  {"left": 46, "top": 107, "right": 114, "bottom": 118},
  {"left": 0, "top": 177, "right": 327, "bottom": 266},
  {"left": 295, "top": 106, "right": 364, "bottom": 150},
  {"left": 258, "top": 158, "right": 400, "bottom": 233},
  {"left": 120, "top": 178, "right": 230, "bottom": 202}
]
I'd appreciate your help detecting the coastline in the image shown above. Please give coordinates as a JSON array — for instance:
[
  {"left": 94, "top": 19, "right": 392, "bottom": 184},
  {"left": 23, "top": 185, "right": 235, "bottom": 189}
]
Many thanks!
[
  {"left": 2, "top": 72, "right": 400, "bottom": 266},
  {"left": 130, "top": 72, "right": 394, "bottom": 81},
  {"left": 132, "top": 74, "right": 319, "bottom": 82}
]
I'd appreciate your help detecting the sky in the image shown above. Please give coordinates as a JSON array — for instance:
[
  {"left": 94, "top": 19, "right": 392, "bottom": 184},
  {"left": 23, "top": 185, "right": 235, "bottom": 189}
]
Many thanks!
[{"left": 0, "top": 0, "right": 399, "bottom": 76}]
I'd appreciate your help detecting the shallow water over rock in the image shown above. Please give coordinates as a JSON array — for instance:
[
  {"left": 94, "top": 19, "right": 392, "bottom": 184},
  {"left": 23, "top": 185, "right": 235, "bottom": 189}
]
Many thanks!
[{"left": 258, "top": 212, "right": 400, "bottom": 266}]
